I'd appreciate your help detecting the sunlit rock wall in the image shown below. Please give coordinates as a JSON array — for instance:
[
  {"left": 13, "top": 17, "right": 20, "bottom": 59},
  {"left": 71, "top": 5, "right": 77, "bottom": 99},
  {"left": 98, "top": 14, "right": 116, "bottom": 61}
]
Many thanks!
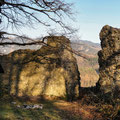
[{"left": 0, "top": 36, "right": 80, "bottom": 101}]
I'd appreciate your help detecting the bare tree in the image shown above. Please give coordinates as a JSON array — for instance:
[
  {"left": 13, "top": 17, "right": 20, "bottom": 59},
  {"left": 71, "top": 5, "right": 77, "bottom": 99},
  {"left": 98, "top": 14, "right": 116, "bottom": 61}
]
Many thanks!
[
  {"left": 0, "top": 0, "right": 89, "bottom": 59},
  {"left": 0, "top": 0, "right": 74, "bottom": 45}
]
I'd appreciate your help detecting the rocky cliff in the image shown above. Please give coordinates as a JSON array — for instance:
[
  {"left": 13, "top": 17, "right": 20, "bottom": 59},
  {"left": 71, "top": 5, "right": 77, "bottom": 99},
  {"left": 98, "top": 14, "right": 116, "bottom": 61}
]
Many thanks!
[
  {"left": 0, "top": 36, "right": 80, "bottom": 101},
  {"left": 98, "top": 25, "right": 120, "bottom": 99},
  {"left": 0, "top": 37, "right": 100, "bottom": 88}
]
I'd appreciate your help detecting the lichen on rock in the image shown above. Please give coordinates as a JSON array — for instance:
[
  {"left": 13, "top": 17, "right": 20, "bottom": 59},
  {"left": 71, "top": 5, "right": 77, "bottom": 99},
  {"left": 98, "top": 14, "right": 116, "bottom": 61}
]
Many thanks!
[
  {"left": 0, "top": 36, "right": 80, "bottom": 101},
  {"left": 97, "top": 25, "right": 120, "bottom": 99}
]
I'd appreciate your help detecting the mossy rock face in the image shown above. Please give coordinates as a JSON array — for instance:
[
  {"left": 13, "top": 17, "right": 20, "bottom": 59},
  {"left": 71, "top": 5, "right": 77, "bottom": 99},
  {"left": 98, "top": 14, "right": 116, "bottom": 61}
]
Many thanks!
[
  {"left": 0, "top": 36, "right": 80, "bottom": 101},
  {"left": 97, "top": 25, "right": 120, "bottom": 99}
]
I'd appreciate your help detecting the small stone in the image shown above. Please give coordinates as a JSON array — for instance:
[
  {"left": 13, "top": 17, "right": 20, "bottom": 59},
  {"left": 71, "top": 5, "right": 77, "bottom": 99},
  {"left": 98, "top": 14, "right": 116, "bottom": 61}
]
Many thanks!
[
  {"left": 11, "top": 102, "right": 16, "bottom": 105},
  {"left": 17, "top": 105, "right": 20, "bottom": 108}
]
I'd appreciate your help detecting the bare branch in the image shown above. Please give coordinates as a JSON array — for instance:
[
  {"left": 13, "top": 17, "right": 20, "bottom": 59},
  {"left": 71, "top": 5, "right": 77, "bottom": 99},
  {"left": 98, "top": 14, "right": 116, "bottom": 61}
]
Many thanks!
[
  {"left": 0, "top": 0, "right": 76, "bottom": 46},
  {"left": 0, "top": 41, "right": 44, "bottom": 46}
]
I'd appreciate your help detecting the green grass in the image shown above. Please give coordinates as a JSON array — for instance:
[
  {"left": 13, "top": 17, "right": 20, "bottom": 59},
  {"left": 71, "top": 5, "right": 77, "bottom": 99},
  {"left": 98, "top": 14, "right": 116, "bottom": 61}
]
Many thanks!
[{"left": 0, "top": 98, "right": 81, "bottom": 120}]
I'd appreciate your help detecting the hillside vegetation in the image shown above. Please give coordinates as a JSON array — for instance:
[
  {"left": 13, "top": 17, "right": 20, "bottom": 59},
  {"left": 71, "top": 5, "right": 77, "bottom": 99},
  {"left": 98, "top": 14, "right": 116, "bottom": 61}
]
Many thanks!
[{"left": 71, "top": 40, "right": 101, "bottom": 87}]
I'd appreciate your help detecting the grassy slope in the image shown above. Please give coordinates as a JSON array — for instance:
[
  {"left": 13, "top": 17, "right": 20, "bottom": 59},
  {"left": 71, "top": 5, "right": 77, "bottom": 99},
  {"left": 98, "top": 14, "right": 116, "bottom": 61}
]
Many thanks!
[
  {"left": 0, "top": 97, "right": 104, "bottom": 120},
  {"left": 0, "top": 98, "right": 81, "bottom": 120}
]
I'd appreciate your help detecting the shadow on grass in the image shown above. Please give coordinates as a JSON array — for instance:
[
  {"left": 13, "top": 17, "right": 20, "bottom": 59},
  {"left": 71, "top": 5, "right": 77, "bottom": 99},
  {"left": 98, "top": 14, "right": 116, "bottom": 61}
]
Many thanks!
[{"left": 0, "top": 99, "right": 81, "bottom": 120}]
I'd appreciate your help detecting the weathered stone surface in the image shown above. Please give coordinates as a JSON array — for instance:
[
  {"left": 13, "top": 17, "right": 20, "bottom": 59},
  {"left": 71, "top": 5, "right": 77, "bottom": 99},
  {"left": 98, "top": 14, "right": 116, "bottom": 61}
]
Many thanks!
[
  {"left": 98, "top": 25, "right": 120, "bottom": 98},
  {"left": 0, "top": 36, "right": 80, "bottom": 101}
]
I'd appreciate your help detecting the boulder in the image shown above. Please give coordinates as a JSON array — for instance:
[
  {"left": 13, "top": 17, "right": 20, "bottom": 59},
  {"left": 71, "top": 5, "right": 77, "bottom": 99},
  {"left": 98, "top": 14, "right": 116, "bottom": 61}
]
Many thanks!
[
  {"left": 0, "top": 36, "right": 80, "bottom": 101},
  {"left": 97, "top": 25, "right": 120, "bottom": 99}
]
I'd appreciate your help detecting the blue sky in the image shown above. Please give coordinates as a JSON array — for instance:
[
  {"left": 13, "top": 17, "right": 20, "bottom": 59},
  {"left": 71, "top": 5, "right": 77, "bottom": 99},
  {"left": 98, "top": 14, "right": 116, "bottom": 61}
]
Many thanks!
[
  {"left": 6, "top": 0, "right": 120, "bottom": 43},
  {"left": 71, "top": 0, "right": 120, "bottom": 43}
]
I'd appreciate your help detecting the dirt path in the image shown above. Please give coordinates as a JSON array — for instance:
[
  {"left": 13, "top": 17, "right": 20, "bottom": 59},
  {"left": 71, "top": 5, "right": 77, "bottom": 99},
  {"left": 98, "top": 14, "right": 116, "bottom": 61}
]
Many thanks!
[{"left": 54, "top": 100, "right": 103, "bottom": 120}]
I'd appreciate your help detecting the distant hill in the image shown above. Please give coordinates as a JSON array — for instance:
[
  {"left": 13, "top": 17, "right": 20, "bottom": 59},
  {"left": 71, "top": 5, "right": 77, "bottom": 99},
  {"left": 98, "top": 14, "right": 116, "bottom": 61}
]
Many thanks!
[
  {"left": 71, "top": 40, "right": 101, "bottom": 87},
  {"left": 71, "top": 40, "right": 100, "bottom": 55}
]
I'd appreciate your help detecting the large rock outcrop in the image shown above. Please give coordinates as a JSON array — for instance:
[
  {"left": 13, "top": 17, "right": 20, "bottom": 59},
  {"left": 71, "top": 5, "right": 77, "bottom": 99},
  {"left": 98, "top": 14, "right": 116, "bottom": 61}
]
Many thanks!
[
  {"left": 0, "top": 36, "right": 80, "bottom": 100},
  {"left": 98, "top": 25, "right": 120, "bottom": 99}
]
